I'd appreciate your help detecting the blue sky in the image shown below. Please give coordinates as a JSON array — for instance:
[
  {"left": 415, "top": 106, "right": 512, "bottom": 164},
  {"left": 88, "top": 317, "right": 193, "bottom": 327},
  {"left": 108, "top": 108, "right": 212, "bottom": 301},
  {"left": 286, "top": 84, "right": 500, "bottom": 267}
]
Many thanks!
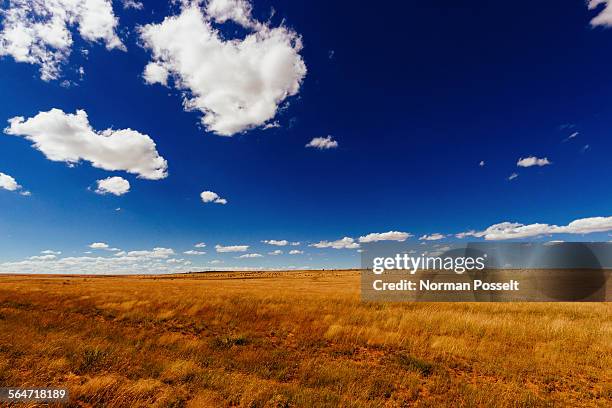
[{"left": 1, "top": 0, "right": 612, "bottom": 273}]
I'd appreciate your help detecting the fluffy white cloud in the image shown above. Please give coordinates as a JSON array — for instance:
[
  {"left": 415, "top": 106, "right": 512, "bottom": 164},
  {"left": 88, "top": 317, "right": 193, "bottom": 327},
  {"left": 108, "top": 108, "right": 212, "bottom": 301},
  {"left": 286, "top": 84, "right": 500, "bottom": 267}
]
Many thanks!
[
  {"left": 419, "top": 233, "right": 445, "bottom": 241},
  {"left": 0, "top": 247, "right": 193, "bottom": 275},
  {"left": 194, "top": 242, "right": 206, "bottom": 248},
  {"left": 290, "top": 241, "right": 300, "bottom": 246},
  {"left": 200, "top": 191, "right": 227, "bottom": 204},
  {"left": 139, "top": 0, "right": 306, "bottom": 136},
  {"left": 289, "top": 249, "right": 303, "bottom": 255},
  {"left": 455, "top": 216, "right": 612, "bottom": 241},
  {"left": 517, "top": 156, "right": 551, "bottom": 168},
  {"left": 0, "top": 171, "right": 29, "bottom": 195},
  {"left": 0, "top": 172, "right": 19, "bottom": 191},
  {"left": 29, "top": 254, "right": 56, "bottom": 261},
  {"left": 215, "top": 244, "right": 248, "bottom": 253},
  {"left": 5, "top": 109, "right": 168, "bottom": 180},
  {"left": 305, "top": 136, "right": 338, "bottom": 150},
  {"left": 268, "top": 249, "right": 283, "bottom": 255},
  {"left": 262, "top": 121, "right": 280, "bottom": 130},
  {"left": 89, "top": 242, "right": 109, "bottom": 249},
  {"left": 125, "top": 247, "right": 174, "bottom": 259},
  {"left": 479, "top": 160, "right": 485, "bottom": 167},
  {"left": 0, "top": 0, "right": 124, "bottom": 80},
  {"left": 455, "top": 230, "right": 482, "bottom": 239},
  {"left": 184, "top": 250, "right": 206, "bottom": 255},
  {"left": 143, "top": 62, "right": 168, "bottom": 86},
  {"left": 237, "top": 253, "right": 263, "bottom": 258},
  {"left": 359, "top": 231, "right": 411, "bottom": 243},
  {"left": 206, "top": 0, "right": 254, "bottom": 28},
  {"left": 311, "top": 237, "right": 359, "bottom": 249},
  {"left": 122, "top": 0, "right": 143, "bottom": 10},
  {"left": 263, "top": 239, "right": 288, "bottom": 246},
  {"left": 41, "top": 250, "right": 61, "bottom": 255},
  {"left": 95, "top": 176, "right": 130, "bottom": 196},
  {"left": 588, "top": 0, "right": 612, "bottom": 27}
]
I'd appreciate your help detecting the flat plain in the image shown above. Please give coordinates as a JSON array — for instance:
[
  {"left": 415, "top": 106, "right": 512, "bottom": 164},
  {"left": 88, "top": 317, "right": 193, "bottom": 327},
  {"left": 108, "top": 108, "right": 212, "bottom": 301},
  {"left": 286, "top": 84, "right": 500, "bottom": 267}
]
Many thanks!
[{"left": 0, "top": 271, "right": 610, "bottom": 407}]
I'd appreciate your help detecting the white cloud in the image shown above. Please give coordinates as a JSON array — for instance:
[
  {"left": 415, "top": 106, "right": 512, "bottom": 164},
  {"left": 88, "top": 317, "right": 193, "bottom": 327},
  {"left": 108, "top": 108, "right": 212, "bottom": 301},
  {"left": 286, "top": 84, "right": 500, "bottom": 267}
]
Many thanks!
[
  {"left": 215, "top": 244, "right": 249, "bottom": 253},
  {"left": 139, "top": 1, "right": 306, "bottom": 136},
  {"left": 95, "top": 176, "right": 130, "bottom": 196},
  {"left": 0, "top": 0, "right": 124, "bottom": 81},
  {"left": 289, "top": 250, "right": 303, "bottom": 255},
  {"left": 517, "top": 156, "right": 551, "bottom": 168},
  {"left": 290, "top": 241, "right": 300, "bottom": 246},
  {"left": 268, "top": 250, "right": 283, "bottom": 255},
  {"left": 5, "top": 109, "right": 168, "bottom": 180},
  {"left": 143, "top": 62, "right": 169, "bottom": 86},
  {"left": 200, "top": 190, "right": 227, "bottom": 204},
  {"left": 456, "top": 216, "right": 612, "bottom": 241},
  {"left": 194, "top": 242, "right": 206, "bottom": 248},
  {"left": 508, "top": 173, "right": 518, "bottom": 181},
  {"left": 41, "top": 250, "right": 61, "bottom": 255},
  {"left": 563, "top": 132, "right": 579, "bottom": 142},
  {"left": 262, "top": 121, "right": 280, "bottom": 130},
  {"left": 209, "top": 260, "right": 223, "bottom": 264},
  {"left": 455, "top": 230, "right": 482, "bottom": 239},
  {"left": 0, "top": 247, "right": 193, "bottom": 275},
  {"left": 29, "top": 254, "right": 56, "bottom": 261},
  {"left": 125, "top": 247, "right": 174, "bottom": 259},
  {"left": 479, "top": 160, "right": 485, "bottom": 167},
  {"left": 122, "top": 0, "right": 144, "bottom": 10},
  {"left": 0, "top": 172, "right": 29, "bottom": 195},
  {"left": 237, "top": 253, "right": 263, "bottom": 258},
  {"left": 206, "top": 0, "right": 255, "bottom": 28},
  {"left": 311, "top": 237, "right": 359, "bottom": 249},
  {"left": 359, "top": 231, "right": 411, "bottom": 243},
  {"left": 588, "top": 0, "right": 612, "bottom": 27},
  {"left": 89, "top": 242, "right": 109, "bottom": 249},
  {"left": 0, "top": 172, "right": 20, "bottom": 191},
  {"left": 305, "top": 135, "right": 338, "bottom": 150},
  {"left": 419, "top": 233, "right": 445, "bottom": 241},
  {"left": 262, "top": 239, "right": 288, "bottom": 246},
  {"left": 184, "top": 250, "right": 206, "bottom": 255}
]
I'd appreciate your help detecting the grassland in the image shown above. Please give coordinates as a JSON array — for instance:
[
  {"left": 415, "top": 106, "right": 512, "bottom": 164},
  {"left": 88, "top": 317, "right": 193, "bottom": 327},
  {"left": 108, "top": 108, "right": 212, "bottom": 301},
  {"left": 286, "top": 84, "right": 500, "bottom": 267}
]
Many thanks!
[{"left": 0, "top": 270, "right": 610, "bottom": 407}]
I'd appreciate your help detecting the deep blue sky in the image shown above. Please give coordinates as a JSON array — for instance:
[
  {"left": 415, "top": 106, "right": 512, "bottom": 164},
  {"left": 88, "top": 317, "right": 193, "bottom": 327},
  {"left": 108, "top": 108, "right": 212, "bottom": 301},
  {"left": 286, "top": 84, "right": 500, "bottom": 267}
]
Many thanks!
[{"left": 1, "top": 0, "right": 611, "bottom": 272}]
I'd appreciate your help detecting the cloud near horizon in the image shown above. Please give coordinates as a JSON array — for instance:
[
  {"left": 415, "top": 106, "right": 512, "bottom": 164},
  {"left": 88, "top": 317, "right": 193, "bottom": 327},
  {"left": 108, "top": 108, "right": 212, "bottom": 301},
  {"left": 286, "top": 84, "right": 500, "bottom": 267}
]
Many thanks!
[
  {"left": 263, "top": 239, "right": 289, "bottom": 246},
  {"left": 215, "top": 244, "right": 249, "bottom": 253},
  {"left": 456, "top": 216, "right": 612, "bottom": 240},
  {"left": 419, "top": 233, "right": 445, "bottom": 241},
  {"left": 358, "top": 231, "right": 411, "bottom": 243},
  {"left": 311, "top": 237, "right": 359, "bottom": 249}
]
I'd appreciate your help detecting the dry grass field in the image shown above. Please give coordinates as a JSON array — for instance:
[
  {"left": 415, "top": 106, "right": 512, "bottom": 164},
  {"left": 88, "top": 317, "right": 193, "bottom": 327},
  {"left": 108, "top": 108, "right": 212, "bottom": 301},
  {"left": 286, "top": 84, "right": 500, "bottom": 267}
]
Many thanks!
[{"left": 0, "top": 270, "right": 610, "bottom": 407}]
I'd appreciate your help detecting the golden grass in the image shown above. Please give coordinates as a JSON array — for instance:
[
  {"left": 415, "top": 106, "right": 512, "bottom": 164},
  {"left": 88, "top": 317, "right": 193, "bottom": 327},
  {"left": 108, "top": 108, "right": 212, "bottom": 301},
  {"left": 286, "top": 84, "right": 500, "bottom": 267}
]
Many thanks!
[{"left": 0, "top": 270, "right": 610, "bottom": 407}]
